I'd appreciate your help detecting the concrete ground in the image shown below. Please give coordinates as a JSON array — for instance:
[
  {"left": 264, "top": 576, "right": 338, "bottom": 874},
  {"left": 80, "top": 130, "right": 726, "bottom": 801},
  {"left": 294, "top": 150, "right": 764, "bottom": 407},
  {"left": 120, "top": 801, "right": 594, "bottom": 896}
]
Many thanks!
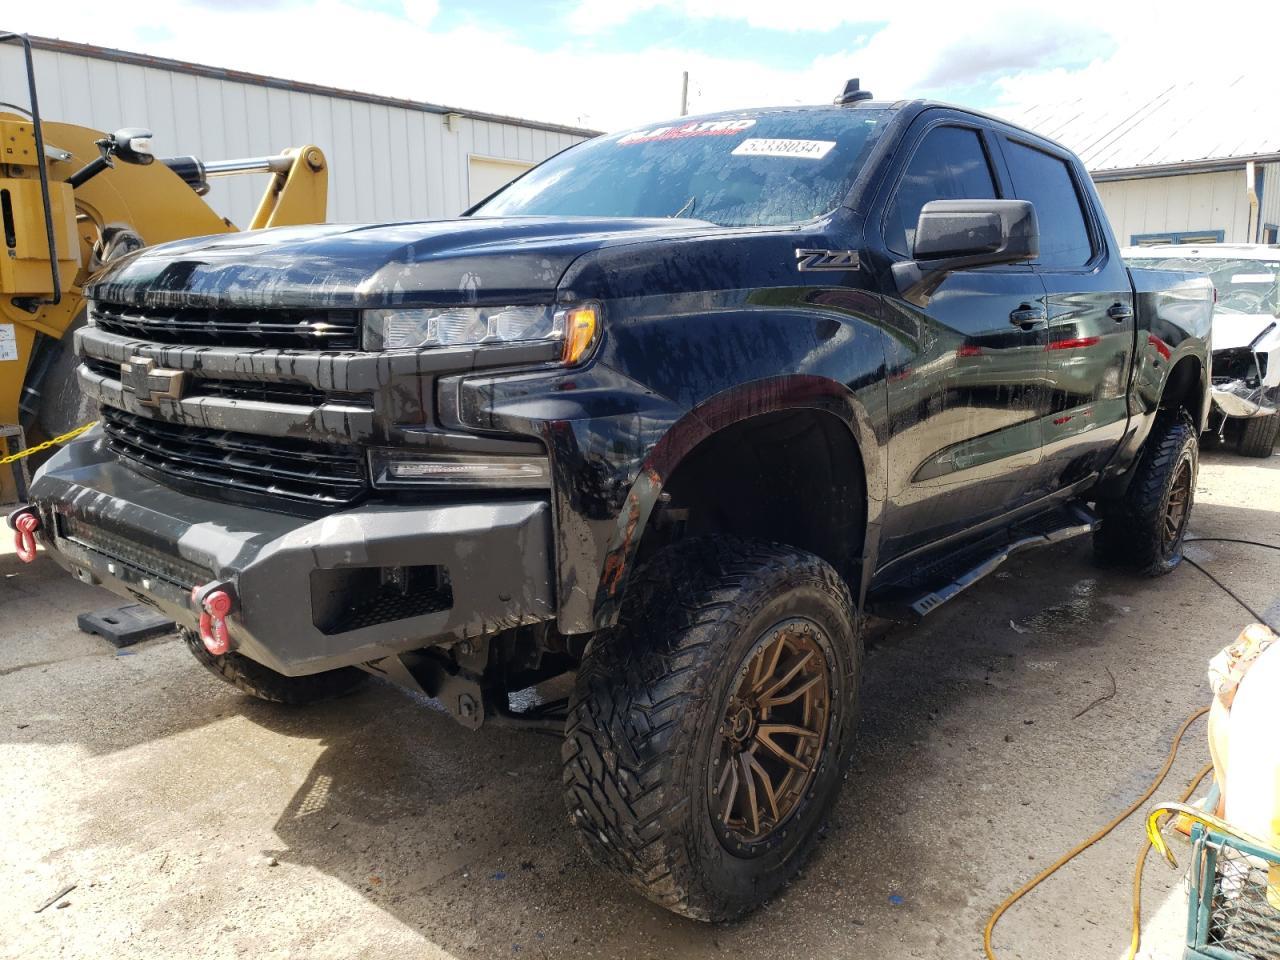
[{"left": 2, "top": 448, "right": 1277, "bottom": 960}]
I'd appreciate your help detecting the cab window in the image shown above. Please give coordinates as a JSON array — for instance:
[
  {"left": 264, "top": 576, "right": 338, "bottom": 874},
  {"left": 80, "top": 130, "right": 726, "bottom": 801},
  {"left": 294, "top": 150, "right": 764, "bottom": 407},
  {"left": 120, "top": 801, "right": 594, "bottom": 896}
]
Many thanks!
[
  {"left": 886, "top": 126, "right": 998, "bottom": 257},
  {"left": 1003, "top": 140, "right": 1094, "bottom": 268}
]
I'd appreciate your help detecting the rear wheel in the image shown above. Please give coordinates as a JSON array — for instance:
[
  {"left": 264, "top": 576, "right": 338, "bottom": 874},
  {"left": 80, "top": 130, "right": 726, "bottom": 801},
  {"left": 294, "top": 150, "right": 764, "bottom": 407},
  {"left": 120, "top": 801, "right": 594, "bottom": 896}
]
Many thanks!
[
  {"left": 1094, "top": 410, "right": 1198, "bottom": 576},
  {"left": 562, "top": 538, "right": 861, "bottom": 921},
  {"left": 183, "top": 630, "right": 368, "bottom": 705},
  {"left": 1238, "top": 412, "right": 1280, "bottom": 458}
]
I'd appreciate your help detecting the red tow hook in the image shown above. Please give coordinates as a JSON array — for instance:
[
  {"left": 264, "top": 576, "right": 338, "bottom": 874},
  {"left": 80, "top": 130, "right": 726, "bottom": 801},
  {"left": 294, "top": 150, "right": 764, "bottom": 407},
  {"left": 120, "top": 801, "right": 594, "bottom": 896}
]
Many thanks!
[
  {"left": 9, "top": 509, "right": 40, "bottom": 564},
  {"left": 191, "top": 582, "right": 236, "bottom": 656}
]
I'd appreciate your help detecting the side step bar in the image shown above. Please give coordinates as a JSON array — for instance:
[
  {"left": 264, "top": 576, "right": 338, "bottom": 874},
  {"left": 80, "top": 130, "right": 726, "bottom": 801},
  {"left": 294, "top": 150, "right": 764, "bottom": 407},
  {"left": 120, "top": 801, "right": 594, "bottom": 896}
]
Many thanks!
[{"left": 869, "top": 503, "right": 1101, "bottom": 621}]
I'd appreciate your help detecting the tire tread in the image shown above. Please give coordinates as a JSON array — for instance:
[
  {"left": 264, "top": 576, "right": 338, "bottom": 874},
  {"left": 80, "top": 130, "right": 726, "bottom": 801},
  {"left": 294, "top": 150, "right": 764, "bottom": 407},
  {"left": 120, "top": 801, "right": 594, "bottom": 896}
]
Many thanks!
[
  {"left": 1094, "top": 410, "right": 1198, "bottom": 576},
  {"left": 1238, "top": 413, "right": 1280, "bottom": 458},
  {"left": 561, "top": 537, "right": 857, "bottom": 920}
]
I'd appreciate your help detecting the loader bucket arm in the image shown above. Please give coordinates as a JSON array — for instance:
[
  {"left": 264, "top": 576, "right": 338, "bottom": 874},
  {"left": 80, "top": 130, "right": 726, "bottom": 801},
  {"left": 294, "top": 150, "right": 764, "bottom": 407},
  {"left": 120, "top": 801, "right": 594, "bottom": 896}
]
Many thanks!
[{"left": 247, "top": 147, "right": 328, "bottom": 231}]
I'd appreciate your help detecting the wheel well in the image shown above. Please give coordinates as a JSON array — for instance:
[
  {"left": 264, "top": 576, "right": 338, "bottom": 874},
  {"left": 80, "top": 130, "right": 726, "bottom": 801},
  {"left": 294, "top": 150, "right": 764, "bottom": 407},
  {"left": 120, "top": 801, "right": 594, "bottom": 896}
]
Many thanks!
[
  {"left": 1159, "top": 355, "right": 1204, "bottom": 426},
  {"left": 637, "top": 410, "right": 867, "bottom": 584}
]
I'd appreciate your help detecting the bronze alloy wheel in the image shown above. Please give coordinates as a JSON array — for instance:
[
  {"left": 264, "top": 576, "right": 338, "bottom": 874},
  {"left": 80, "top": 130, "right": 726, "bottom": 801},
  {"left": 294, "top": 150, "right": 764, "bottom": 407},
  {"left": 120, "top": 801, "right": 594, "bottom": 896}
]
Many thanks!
[
  {"left": 1163, "top": 458, "right": 1193, "bottom": 552},
  {"left": 564, "top": 538, "right": 861, "bottom": 919},
  {"left": 709, "top": 618, "right": 832, "bottom": 851},
  {"left": 1092, "top": 410, "right": 1198, "bottom": 577}
]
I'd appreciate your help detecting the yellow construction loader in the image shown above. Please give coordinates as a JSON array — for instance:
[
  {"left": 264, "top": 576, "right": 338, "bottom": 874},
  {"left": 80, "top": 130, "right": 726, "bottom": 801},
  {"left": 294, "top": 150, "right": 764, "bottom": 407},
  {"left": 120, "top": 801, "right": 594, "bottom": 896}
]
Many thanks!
[{"left": 1, "top": 33, "right": 328, "bottom": 502}]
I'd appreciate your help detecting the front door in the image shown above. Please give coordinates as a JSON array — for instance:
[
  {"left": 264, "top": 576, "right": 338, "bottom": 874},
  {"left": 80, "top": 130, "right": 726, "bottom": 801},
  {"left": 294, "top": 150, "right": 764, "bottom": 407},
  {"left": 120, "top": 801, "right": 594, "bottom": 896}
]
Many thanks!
[{"left": 874, "top": 118, "right": 1051, "bottom": 561}]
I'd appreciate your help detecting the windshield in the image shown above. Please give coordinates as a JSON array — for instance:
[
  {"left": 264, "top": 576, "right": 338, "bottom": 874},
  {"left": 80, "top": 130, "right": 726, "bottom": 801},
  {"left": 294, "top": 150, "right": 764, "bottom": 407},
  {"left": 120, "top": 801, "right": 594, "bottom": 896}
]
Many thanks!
[
  {"left": 1127, "top": 255, "right": 1280, "bottom": 315},
  {"left": 471, "top": 109, "right": 888, "bottom": 227}
]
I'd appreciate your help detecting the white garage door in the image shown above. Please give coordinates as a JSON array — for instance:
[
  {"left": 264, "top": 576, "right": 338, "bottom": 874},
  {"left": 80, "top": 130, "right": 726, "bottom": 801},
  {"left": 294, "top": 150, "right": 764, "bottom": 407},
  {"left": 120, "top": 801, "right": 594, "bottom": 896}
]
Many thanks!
[{"left": 468, "top": 155, "right": 534, "bottom": 207}]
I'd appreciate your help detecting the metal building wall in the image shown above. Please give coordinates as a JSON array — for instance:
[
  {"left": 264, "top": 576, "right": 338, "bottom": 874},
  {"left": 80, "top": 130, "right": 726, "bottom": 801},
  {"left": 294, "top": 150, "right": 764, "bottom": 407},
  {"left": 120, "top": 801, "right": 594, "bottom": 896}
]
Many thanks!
[
  {"left": 0, "top": 41, "right": 590, "bottom": 228},
  {"left": 1261, "top": 163, "right": 1280, "bottom": 238},
  {"left": 1095, "top": 171, "right": 1253, "bottom": 246}
]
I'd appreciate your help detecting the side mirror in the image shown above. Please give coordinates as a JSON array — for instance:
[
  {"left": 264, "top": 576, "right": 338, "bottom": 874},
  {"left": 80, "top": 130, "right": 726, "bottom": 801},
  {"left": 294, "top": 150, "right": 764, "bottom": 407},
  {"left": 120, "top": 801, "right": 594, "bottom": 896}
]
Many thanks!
[{"left": 892, "top": 199, "right": 1039, "bottom": 306}]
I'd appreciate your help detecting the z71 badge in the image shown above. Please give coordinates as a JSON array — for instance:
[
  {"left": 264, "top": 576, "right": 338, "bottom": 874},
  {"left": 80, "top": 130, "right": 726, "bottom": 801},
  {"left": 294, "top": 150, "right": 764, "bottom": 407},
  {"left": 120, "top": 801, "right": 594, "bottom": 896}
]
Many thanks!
[{"left": 795, "top": 249, "right": 860, "bottom": 272}]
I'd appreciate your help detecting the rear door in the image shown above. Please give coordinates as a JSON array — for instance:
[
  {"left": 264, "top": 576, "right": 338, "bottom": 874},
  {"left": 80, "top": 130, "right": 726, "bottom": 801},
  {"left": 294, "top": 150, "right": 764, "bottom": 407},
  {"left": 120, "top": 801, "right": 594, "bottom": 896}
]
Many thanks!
[
  {"left": 874, "top": 116, "right": 1051, "bottom": 560},
  {"left": 996, "top": 134, "right": 1135, "bottom": 491}
]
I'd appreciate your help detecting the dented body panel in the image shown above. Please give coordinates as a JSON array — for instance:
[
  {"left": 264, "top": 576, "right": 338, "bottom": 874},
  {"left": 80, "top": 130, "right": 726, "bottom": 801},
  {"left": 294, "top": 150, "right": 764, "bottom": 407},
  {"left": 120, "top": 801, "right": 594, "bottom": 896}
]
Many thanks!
[
  {"left": 1122, "top": 244, "right": 1280, "bottom": 425},
  {"left": 24, "top": 99, "right": 1213, "bottom": 677}
]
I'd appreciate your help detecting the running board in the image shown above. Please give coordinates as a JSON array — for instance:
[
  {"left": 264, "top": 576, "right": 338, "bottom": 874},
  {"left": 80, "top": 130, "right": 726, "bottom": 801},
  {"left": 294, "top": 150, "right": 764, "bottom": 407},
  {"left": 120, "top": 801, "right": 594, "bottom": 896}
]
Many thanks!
[{"left": 868, "top": 503, "right": 1100, "bottom": 621}]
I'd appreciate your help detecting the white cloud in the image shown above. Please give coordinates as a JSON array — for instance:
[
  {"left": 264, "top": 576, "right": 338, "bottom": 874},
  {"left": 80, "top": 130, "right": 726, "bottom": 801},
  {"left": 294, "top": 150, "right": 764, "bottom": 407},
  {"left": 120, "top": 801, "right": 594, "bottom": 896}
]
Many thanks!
[
  {"left": 567, "top": 0, "right": 879, "bottom": 34},
  {"left": 5, "top": 0, "right": 1278, "bottom": 142},
  {"left": 566, "top": 0, "right": 660, "bottom": 34},
  {"left": 401, "top": 0, "right": 439, "bottom": 26}
]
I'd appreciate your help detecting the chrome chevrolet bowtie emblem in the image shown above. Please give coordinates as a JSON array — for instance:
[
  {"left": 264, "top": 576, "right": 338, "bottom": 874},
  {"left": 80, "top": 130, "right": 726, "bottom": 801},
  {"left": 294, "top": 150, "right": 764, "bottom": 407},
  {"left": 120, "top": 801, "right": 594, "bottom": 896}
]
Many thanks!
[{"left": 120, "top": 355, "right": 186, "bottom": 405}]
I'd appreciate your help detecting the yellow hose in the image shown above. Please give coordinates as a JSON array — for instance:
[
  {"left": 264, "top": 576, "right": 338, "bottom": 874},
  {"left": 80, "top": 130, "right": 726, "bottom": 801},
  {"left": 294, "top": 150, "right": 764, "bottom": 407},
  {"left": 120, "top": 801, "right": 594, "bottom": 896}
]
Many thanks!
[
  {"left": 1124, "top": 763, "right": 1213, "bottom": 960},
  {"left": 983, "top": 706, "right": 1210, "bottom": 960}
]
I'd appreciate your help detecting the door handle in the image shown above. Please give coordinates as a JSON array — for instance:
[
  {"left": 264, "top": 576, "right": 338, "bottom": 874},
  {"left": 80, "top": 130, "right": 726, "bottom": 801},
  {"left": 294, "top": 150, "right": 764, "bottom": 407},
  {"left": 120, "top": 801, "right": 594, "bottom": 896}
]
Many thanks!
[
  {"left": 1009, "top": 304, "right": 1047, "bottom": 328},
  {"left": 1107, "top": 303, "right": 1134, "bottom": 322}
]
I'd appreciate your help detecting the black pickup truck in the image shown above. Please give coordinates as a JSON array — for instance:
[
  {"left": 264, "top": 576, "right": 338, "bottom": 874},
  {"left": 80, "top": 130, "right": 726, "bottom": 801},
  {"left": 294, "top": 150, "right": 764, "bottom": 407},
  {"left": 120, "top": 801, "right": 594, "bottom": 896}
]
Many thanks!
[{"left": 14, "top": 81, "right": 1213, "bottom": 920}]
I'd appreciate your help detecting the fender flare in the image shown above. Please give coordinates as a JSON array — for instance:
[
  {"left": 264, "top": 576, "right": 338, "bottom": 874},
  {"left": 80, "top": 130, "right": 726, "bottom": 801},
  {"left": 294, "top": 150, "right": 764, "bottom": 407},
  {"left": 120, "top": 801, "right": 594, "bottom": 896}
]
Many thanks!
[{"left": 590, "top": 373, "right": 885, "bottom": 627}]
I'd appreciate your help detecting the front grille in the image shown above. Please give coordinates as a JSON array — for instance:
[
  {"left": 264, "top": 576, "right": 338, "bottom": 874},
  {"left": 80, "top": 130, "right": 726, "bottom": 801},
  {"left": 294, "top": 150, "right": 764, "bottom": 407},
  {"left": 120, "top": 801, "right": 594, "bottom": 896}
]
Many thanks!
[
  {"left": 57, "top": 512, "right": 211, "bottom": 588},
  {"left": 187, "top": 378, "right": 331, "bottom": 405},
  {"left": 83, "top": 356, "right": 119, "bottom": 379},
  {"left": 84, "top": 357, "right": 331, "bottom": 406},
  {"left": 102, "top": 408, "right": 368, "bottom": 505},
  {"left": 91, "top": 302, "right": 361, "bottom": 350}
]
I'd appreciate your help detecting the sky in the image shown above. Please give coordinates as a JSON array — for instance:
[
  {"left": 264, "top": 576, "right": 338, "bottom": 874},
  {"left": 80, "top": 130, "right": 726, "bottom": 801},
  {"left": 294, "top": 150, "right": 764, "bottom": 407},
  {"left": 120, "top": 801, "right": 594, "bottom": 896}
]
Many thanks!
[{"left": 6, "top": 0, "right": 1279, "bottom": 134}]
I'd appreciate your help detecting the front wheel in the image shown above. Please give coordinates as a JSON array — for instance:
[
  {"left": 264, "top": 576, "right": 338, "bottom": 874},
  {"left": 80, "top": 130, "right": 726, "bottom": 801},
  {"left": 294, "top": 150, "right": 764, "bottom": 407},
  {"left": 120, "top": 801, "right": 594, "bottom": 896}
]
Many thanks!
[
  {"left": 562, "top": 538, "right": 862, "bottom": 921},
  {"left": 1094, "top": 410, "right": 1198, "bottom": 576}
]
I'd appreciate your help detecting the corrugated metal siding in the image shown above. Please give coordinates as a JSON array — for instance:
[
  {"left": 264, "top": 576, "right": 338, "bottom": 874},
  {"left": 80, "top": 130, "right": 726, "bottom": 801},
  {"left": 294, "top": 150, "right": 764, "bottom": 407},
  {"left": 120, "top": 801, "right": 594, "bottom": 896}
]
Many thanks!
[
  {"left": 1096, "top": 170, "right": 1252, "bottom": 245},
  {"left": 0, "top": 45, "right": 587, "bottom": 227},
  {"left": 1262, "top": 163, "right": 1280, "bottom": 233}
]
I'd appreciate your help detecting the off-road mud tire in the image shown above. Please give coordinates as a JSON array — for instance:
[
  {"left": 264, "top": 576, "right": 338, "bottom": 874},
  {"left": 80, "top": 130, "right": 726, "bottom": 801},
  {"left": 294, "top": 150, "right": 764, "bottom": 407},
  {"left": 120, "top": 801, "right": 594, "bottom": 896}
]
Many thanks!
[
  {"left": 183, "top": 629, "right": 368, "bottom": 705},
  {"left": 562, "top": 537, "right": 861, "bottom": 921},
  {"left": 1094, "top": 410, "right": 1198, "bottom": 576},
  {"left": 1238, "top": 412, "right": 1280, "bottom": 458}
]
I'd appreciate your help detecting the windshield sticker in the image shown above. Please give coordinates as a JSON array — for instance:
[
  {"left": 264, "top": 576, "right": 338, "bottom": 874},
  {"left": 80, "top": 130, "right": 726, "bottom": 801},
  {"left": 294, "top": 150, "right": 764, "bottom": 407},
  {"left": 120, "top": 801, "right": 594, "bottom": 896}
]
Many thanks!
[
  {"left": 731, "top": 138, "right": 836, "bottom": 160},
  {"left": 1230, "top": 273, "right": 1276, "bottom": 283},
  {"left": 618, "top": 118, "right": 756, "bottom": 145}
]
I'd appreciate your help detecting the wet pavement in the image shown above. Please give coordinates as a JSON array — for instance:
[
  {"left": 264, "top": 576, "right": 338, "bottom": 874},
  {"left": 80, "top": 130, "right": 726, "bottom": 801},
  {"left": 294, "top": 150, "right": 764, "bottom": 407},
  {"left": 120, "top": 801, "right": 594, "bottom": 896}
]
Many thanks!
[{"left": 2, "top": 448, "right": 1277, "bottom": 960}]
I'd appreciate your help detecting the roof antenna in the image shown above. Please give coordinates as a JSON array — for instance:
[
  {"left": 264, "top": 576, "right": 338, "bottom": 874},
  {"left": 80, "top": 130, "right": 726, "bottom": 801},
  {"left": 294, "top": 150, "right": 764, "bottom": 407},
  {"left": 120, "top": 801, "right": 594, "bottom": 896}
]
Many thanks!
[{"left": 835, "top": 79, "right": 873, "bottom": 105}]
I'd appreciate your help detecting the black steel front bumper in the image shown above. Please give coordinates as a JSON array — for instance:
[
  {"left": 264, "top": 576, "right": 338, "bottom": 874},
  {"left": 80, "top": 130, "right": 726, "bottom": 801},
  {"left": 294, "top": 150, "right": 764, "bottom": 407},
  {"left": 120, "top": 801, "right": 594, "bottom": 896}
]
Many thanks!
[{"left": 25, "top": 432, "right": 555, "bottom": 676}]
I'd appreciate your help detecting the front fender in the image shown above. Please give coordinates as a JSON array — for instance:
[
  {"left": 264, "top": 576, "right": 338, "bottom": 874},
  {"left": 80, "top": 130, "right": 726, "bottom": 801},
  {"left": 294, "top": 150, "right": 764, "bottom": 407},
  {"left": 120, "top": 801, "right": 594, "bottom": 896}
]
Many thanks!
[
  {"left": 441, "top": 293, "right": 894, "bottom": 633},
  {"left": 590, "top": 373, "right": 886, "bottom": 628}
]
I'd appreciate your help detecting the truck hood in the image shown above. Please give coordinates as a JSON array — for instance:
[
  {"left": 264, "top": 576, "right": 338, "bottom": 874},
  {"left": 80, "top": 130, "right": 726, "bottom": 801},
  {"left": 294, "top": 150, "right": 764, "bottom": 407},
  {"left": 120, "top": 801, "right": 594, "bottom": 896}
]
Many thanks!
[
  {"left": 85, "top": 217, "right": 721, "bottom": 310},
  {"left": 1212, "top": 308, "right": 1279, "bottom": 351}
]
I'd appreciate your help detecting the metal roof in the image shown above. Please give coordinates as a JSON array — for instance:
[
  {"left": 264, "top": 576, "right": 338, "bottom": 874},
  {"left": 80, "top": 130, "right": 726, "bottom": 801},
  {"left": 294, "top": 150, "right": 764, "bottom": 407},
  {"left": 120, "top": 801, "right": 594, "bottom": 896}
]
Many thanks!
[{"left": 1001, "top": 75, "right": 1280, "bottom": 178}]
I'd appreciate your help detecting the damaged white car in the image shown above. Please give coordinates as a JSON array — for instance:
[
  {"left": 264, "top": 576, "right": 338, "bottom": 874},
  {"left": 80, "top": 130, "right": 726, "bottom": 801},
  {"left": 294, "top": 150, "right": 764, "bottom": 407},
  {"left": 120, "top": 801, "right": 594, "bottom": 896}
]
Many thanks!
[{"left": 1125, "top": 244, "right": 1280, "bottom": 457}]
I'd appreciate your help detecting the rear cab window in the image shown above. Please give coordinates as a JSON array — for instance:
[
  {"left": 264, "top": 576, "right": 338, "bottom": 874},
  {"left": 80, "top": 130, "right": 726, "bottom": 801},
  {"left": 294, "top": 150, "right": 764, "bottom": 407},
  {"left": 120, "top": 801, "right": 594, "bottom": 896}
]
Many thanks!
[{"left": 1001, "top": 140, "right": 1095, "bottom": 269}]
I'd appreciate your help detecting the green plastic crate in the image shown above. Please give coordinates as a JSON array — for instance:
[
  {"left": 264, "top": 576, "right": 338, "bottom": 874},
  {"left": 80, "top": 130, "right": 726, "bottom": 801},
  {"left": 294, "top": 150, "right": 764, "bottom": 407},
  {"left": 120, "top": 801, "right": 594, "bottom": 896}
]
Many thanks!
[{"left": 1185, "top": 823, "right": 1280, "bottom": 960}]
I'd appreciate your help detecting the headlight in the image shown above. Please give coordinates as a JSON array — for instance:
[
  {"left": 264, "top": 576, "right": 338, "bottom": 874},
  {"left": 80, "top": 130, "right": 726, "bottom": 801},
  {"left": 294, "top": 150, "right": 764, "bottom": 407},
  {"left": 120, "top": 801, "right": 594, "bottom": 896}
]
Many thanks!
[{"left": 363, "top": 303, "right": 599, "bottom": 363}]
